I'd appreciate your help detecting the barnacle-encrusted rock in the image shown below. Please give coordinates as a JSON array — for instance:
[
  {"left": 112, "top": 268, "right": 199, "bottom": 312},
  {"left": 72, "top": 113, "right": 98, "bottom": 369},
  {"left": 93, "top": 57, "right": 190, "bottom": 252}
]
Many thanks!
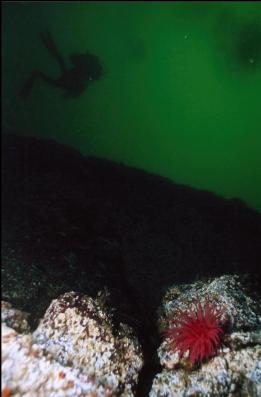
[
  {"left": 2, "top": 291, "right": 143, "bottom": 397},
  {"left": 33, "top": 291, "right": 143, "bottom": 396},
  {"left": 1, "top": 301, "right": 31, "bottom": 333},
  {"left": 2, "top": 322, "right": 116, "bottom": 397},
  {"left": 150, "top": 274, "right": 261, "bottom": 397}
]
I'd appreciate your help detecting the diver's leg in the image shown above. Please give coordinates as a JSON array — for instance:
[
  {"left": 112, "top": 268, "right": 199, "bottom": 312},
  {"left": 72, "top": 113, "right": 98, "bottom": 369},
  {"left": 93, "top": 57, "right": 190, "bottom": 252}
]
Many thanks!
[
  {"left": 39, "top": 31, "right": 66, "bottom": 74},
  {"left": 19, "top": 70, "right": 39, "bottom": 99},
  {"left": 19, "top": 70, "right": 59, "bottom": 99}
]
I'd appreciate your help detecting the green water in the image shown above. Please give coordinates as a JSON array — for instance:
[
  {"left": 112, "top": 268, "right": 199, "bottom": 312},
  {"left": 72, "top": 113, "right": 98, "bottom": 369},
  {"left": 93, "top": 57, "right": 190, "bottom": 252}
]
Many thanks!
[{"left": 2, "top": 1, "right": 261, "bottom": 212}]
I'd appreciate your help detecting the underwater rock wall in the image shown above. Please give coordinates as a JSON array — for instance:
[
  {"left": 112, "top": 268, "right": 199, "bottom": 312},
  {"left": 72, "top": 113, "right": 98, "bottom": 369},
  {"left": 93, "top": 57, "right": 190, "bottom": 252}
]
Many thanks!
[{"left": 2, "top": 134, "right": 261, "bottom": 396}]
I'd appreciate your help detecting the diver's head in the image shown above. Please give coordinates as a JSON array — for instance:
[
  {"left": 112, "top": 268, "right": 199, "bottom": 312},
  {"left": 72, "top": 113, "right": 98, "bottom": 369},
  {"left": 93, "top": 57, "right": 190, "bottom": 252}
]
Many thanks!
[{"left": 70, "top": 51, "right": 104, "bottom": 80}]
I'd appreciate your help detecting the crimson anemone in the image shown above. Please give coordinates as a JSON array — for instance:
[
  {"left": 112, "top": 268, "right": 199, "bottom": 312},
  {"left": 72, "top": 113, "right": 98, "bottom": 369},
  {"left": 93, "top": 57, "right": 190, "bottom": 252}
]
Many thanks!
[{"left": 165, "top": 299, "right": 224, "bottom": 364}]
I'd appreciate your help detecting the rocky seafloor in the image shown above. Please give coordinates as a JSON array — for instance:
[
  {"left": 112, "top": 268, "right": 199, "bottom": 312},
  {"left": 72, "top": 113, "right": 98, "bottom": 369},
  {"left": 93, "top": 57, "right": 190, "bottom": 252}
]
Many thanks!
[
  {"left": 2, "top": 133, "right": 261, "bottom": 396},
  {"left": 2, "top": 275, "right": 261, "bottom": 396}
]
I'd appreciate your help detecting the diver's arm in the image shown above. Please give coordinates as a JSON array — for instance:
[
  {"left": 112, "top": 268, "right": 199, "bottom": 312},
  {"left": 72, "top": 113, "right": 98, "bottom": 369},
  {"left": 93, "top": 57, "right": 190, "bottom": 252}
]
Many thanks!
[
  {"left": 36, "top": 71, "right": 60, "bottom": 87},
  {"left": 39, "top": 31, "right": 66, "bottom": 74}
]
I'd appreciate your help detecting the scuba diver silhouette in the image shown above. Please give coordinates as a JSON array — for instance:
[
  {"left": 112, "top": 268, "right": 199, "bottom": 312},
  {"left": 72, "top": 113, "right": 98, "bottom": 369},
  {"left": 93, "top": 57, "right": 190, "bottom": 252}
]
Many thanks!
[{"left": 19, "top": 31, "right": 104, "bottom": 99}]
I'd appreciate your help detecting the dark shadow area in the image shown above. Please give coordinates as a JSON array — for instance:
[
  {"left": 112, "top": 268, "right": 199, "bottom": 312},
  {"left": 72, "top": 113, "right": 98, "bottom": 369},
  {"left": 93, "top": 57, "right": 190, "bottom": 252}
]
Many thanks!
[
  {"left": 235, "top": 21, "right": 261, "bottom": 69},
  {"left": 213, "top": 11, "right": 261, "bottom": 73},
  {"left": 2, "top": 133, "right": 261, "bottom": 396},
  {"left": 19, "top": 31, "right": 104, "bottom": 99}
]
